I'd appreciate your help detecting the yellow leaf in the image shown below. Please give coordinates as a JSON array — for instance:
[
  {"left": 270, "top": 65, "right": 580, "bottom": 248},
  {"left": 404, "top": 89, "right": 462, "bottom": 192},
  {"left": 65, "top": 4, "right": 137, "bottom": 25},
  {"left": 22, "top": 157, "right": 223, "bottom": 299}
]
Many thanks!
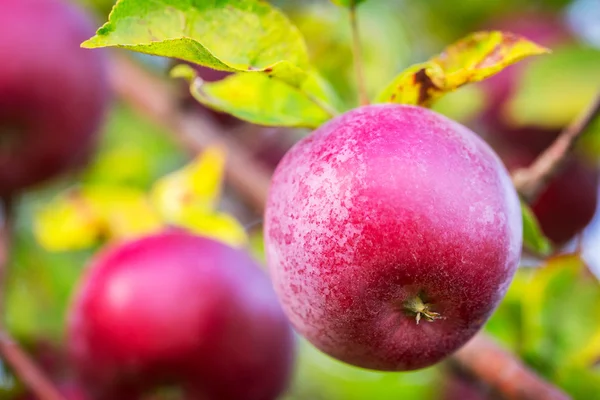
[
  {"left": 433, "top": 31, "right": 550, "bottom": 87},
  {"left": 34, "top": 189, "right": 102, "bottom": 251},
  {"left": 33, "top": 186, "right": 164, "bottom": 252},
  {"left": 375, "top": 62, "right": 445, "bottom": 106},
  {"left": 83, "top": 187, "right": 164, "bottom": 241},
  {"left": 377, "top": 31, "right": 550, "bottom": 106},
  {"left": 173, "top": 210, "right": 248, "bottom": 248},
  {"left": 151, "top": 146, "right": 227, "bottom": 221}
]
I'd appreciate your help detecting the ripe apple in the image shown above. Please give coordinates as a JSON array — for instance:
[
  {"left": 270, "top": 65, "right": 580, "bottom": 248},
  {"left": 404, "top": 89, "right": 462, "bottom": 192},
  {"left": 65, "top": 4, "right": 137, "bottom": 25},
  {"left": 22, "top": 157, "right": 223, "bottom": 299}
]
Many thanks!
[
  {"left": 68, "top": 231, "right": 295, "bottom": 400},
  {"left": 0, "top": 0, "right": 109, "bottom": 196},
  {"left": 265, "top": 104, "right": 522, "bottom": 371}
]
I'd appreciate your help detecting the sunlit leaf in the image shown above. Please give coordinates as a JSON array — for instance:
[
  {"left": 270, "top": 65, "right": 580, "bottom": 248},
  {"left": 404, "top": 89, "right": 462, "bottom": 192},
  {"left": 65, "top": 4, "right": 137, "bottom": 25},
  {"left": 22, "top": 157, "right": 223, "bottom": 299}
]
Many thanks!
[
  {"left": 376, "top": 31, "right": 549, "bottom": 106},
  {"left": 432, "top": 31, "right": 550, "bottom": 87},
  {"left": 567, "top": 329, "right": 600, "bottom": 369},
  {"left": 83, "top": 0, "right": 310, "bottom": 87},
  {"left": 150, "top": 146, "right": 248, "bottom": 247},
  {"left": 520, "top": 254, "right": 600, "bottom": 376},
  {"left": 521, "top": 202, "right": 553, "bottom": 256},
  {"left": 375, "top": 62, "right": 445, "bottom": 106},
  {"left": 173, "top": 210, "right": 248, "bottom": 248},
  {"left": 34, "top": 191, "right": 102, "bottom": 252},
  {"left": 151, "top": 145, "right": 226, "bottom": 219},
  {"left": 34, "top": 186, "right": 163, "bottom": 252},
  {"left": 172, "top": 64, "right": 335, "bottom": 127}
]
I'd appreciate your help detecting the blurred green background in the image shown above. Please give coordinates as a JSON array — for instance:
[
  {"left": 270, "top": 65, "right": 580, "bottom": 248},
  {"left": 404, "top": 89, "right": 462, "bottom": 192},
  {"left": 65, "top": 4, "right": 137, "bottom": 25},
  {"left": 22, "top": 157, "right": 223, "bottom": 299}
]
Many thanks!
[{"left": 2, "top": 0, "right": 600, "bottom": 399}]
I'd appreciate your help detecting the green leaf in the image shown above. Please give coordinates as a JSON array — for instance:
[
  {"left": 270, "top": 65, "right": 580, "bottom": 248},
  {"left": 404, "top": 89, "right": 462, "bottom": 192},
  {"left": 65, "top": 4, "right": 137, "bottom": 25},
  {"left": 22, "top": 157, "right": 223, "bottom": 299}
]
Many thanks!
[
  {"left": 84, "top": 0, "right": 310, "bottom": 87},
  {"left": 504, "top": 46, "right": 600, "bottom": 129},
  {"left": 520, "top": 255, "right": 600, "bottom": 376},
  {"left": 172, "top": 64, "right": 336, "bottom": 127},
  {"left": 521, "top": 201, "right": 553, "bottom": 256},
  {"left": 376, "top": 31, "right": 549, "bottom": 106},
  {"left": 331, "top": 0, "right": 367, "bottom": 7},
  {"left": 288, "top": 337, "right": 441, "bottom": 400}
]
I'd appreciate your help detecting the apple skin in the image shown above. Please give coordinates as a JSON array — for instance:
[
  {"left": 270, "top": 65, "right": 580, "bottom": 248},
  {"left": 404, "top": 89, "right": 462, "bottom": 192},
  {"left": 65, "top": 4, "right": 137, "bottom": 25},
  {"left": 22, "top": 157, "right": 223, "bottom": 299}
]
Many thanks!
[
  {"left": 265, "top": 104, "right": 522, "bottom": 371},
  {"left": 502, "top": 149, "right": 599, "bottom": 246},
  {"left": 0, "top": 0, "right": 109, "bottom": 196},
  {"left": 68, "top": 231, "right": 295, "bottom": 400}
]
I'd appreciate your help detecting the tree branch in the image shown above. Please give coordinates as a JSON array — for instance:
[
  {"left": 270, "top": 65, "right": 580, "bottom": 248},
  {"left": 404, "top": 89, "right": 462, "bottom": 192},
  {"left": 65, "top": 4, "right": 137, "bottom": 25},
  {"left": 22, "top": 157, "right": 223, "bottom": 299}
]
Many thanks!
[
  {"left": 349, "top": 3, "right": 369, "bottom": 106},
  {"left": 513, "top": 92, "right": 600, "bottom": 202},
  {"left": 0, "top": 199, "right": 65, "bottom": 400},
  {"left": 452, "top": 335, "right": 571, "bottom": 400},
  {"left": 109, "top": 53, "right": 272, "bottom": 212},
  {"left": 109, "top": 52, "right": 569, "bottom": 400}
]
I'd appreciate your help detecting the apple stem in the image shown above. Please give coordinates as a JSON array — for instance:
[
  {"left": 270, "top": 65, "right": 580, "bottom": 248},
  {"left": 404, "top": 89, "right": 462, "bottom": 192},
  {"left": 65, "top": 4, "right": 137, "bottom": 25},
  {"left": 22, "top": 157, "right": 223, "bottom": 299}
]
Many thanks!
[
  {"left": 349, "top": 2, "right": 370, "bottom": 106},
  {"left": 403, "top": 294, "right": 442, "bottom": 324}
]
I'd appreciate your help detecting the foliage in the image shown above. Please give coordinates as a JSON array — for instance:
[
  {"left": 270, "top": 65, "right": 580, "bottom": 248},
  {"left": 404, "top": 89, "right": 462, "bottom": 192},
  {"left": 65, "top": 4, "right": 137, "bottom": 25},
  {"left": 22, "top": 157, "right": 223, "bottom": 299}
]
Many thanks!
[
  {"left": 4, "top": 0, "right": 600, "bottom": 399},
  {"left": 376, "top": 31, "right": 549, "bottom": 106}
]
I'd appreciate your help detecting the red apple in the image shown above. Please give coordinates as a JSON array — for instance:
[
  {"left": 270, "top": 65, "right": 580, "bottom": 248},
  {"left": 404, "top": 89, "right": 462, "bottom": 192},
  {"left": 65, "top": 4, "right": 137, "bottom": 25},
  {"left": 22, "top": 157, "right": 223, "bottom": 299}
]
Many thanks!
[
  {"left": 0, "top": 0, "right": 110, "bottom": 196},
  {"left": 68, "top": 231, "right": 295, "bottom": 400},
  {"left": 265, "top": 104, "right": 522, "bottom": 371}
]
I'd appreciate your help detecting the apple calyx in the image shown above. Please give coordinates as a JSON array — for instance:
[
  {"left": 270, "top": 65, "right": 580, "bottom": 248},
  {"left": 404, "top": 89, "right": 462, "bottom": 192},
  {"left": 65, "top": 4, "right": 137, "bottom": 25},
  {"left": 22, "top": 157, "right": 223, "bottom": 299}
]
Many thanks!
[{"left": 403, "top": 293, "right": 442, "bottom": 325}]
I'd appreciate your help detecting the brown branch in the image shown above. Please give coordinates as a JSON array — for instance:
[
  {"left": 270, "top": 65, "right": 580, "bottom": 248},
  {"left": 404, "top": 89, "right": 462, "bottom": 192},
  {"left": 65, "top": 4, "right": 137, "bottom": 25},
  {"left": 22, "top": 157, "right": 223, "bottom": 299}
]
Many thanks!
[
  {"left": 513, "top": 92, "right": 600, "bottom": 202},
  {"left": 453, "top": 335, "right": 571, "bottom": 400},
  {"left": 0, "top": 199, "right": 66, "bottom": 400},
  {"left": 108, "top": 51, "right": 569, "bottom": 400},
  {"left": 109, "top": 52, "right": 272, "bottom": 212}
]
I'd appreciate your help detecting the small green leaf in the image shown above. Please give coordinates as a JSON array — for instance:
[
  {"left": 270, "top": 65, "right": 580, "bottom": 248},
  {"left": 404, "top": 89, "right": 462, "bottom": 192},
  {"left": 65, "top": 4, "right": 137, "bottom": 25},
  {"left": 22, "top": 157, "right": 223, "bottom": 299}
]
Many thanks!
[
  {"left": 521, "top": 201, "right": 553, "bottom": 256},
  {"left": 504, "top": 46, "right": 600, "bottom": 129},
  {"left": 172, "top": 64, "right": 335, "bottom": 128},
  {"left": 84, "top": 0, "right": 310, "bottom": 87},
  {"left": 376, "top": 31, "right": 549, "bottom": 106}
]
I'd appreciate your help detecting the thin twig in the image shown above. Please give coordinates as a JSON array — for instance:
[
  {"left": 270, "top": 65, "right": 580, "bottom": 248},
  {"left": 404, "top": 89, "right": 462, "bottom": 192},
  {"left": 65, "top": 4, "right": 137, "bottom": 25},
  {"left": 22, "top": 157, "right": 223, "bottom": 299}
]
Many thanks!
[
  {"left": 0, "top": 199, "right": 65, "bottom": 400},
  {"left": 513, "top": 92, "right": 600, "bottom": 202},
  {"left": 109, "top": 53, "right": 272, "bottom": 212},
  {"left": 349, "top": 2, "right": 369, "bottom": 106},
  {"left": 453, "top": 335, "right": 571, "bottom": 400},
  {"left": 109, "top": 52, "right": 569, "bottom": 400}
]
